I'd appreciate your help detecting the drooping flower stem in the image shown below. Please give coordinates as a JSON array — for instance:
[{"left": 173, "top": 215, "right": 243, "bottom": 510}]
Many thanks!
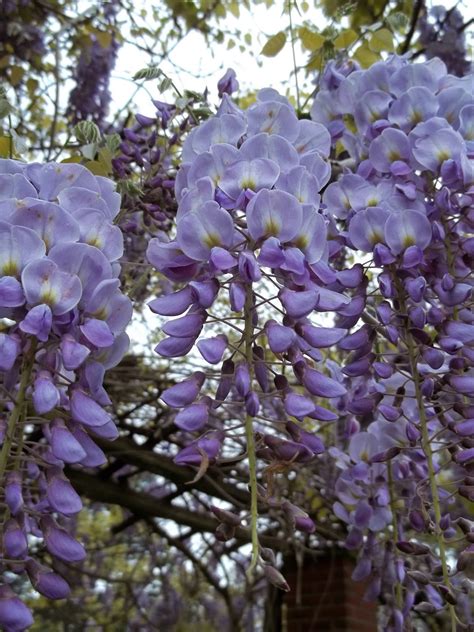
[
  {"left": 398, "top": 289, "right": 456, "bottom": 631},
  {"left": 244, "top": 284, "right": 260, "bottom": 577},
  {"left": 387, "top": 461, "right": 403, "bottom": 611},
  {"left": 0, "top": 339, "right": 37, "bottom": 483}
]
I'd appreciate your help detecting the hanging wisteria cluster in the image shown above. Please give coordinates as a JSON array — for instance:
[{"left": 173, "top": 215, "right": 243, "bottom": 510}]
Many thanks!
[
  {"left": 148, "top": 56, "right": 473, "bottom": 631},
  {"left": 0, "top": 160, "right": 132, "bottom": 630}
]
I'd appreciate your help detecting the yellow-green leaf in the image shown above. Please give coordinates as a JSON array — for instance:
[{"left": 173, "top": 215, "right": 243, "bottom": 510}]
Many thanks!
[
  {"left": 298, "top": 26, "right": 325, "bottom": 51},
  {"left": 260, "top": 31, "right": 286, "bottom": 57},
  {"left": 0, "top": 136, "right": 11, "bottom": 158},
  {"left": 333, "top": 28, "right": 357, "bottom": 49},
  {"left": 10, "top": 66, "right": 24, "bottom": 87},
  {"left": 95, "top": 30, "right": 112, "bottom": 49},
  {"left": 85, "top": 160, "right": 109, "bottom": 176},
  {"left": 61, "top": 156, "right": 82, "bottom": 164},
  {"left": 229, "top": 1, "right": 239, "bottom": 17},
  {"left": 369, "top": 28, "right": 394, "bottom": 52},
  {"left": 353, "top": 44, "right": 380, "bottom": 68}
]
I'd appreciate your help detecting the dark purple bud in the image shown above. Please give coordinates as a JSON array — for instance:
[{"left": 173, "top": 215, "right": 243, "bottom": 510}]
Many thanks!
[
  {"left": 421, "top": 377, "right": 434, "bottom": 398},
  {"left": 414, "top": 602, "right": 437, "bottom": 614},
  {"left": 3, "top": 518, "right": 27, "bottom": 558},
  {"left": 245, "top": 391, "right": 260, "bottom": 416},
  {"left": 215, "top": 522, "right": 236, "bottom": 542},
  {"left": 235, "top": 363, "right": 251, "bottom": 397},
  {"left": 379, "top": 404, "right": 400, "bottom": 422},
  {"left": 308, "top": 405, "right": 338, "bottom": 421},
  {"left": 148, "top": 286, "right": 195, "bottom": 316},
  {"left": 372, "top": 362, "right": 393, "bottom": 380},
  {"left": 396, "top": 541, "right": 431, "bottom": 555},
  {"left": 354, "top": 501, "right": 373, "bottom": 529},
  {"left": 352, "top": 556, "right": 372, "bottom": 581},
  {"left": 370, "top": 446, "right": 401, "bottom": 463},
  {"left": 26, "top": 560, "right": 70, "bottom": 600},
  {"left": 422, "top": 347, "right": 444, "bottom": 369},
  {"left": 450, "top": 375, "right": 474, "bottom": 395},
  {"left": 406, "top": 423, "right": 421, "bottom": 443},
  {"left": 299, "top": 324, "right": 347, "bottom": 348},
  {"left": 454, "top": 448, "right": 474, "bottom": 465},
  {"left": 50, "top": 421, "right": 87, "bottom": 463},
  {"left": 5, "top": 471, "right": 23, "bottom": 515},
  {"left": 264, "top": 435, "right": 313, "bottom": 462},
  {"left": 60, "top": 335, "right": 90, "bottom": 370},
  {"left": 266, "top": 321, "right": 296, "bottom": 353},
  {"left": 286, "top": 421, "right": 324, "bottom": 455},
  {"left": 402, "top": 245, "right": 423, "bottom": 268},
  {"left": 161, "top": 312, "right": 206, "bottom": 338},
  {"left": 345, "top": 527, "right": 363, "bottom": 550},
  {"left": 33, "top": 375, "right": 60, "bottom": 415},
  {"left": 238, "top": 251, "right": 261, "bottom": 282},
  {"left": 280, "top": 288, "right": 318, "bottom": 319},
  {"left": 408, "top": 509, "right": 426, "bottom": 531},
  {"left": 161, "top": 372, "right": 205, "bottom": 408},
  {"left": 210, "top": 505, "right": 241, "bottom": 527},
  {"left": 210, "top": 246, "right": 236, "bottom": 270},
  {"left": 189, "top": 280, "right": 219, "bottom": 308},
  {"left": 0, "top": 333, "right": 21, "bottom": 370},
  {"left": 456, "top": 419, "right": 474, "bottom": 436},
  {"left": 229, "top": 282, "right": 246, "bottom": 311},
  {"left": 46, "top": 472, "right": 83, "bottom": 515},
  {"left": 19, "top": 303, "right": 52, "bottom": 341},
  {"left": 342, "top": 356, "right": 372, "bottom": 377},
  {"left": 439, "top": 336, "right": 463, "bottom": 353},
  {"left": 40, "top": 516, "right": 86, "bottom": 562},
  {"left": 407, "top": 570, "right": 430, "bottom": 585},
  {"left": 70, "top": 390, "right": 111, "bottom": 427},
  {"left": 174, "top": 401, "right": 209, "bottom": 432},
  {"left": 214, "top": 360, "right": 234, "bottom": 406},
  {"left": 263, "top": 566, "right": 290, "bottom": 592},
  {"left": 70, "top": 426, "right": 106, "bottom": 467},
  {"left": 197, "top": 335, "right": 227, "bottom": 364},
  {"left": 284, "top": 392, "right": 314, "bottom": 418},
  {"left": 155, "top": 335, "right": 195, "bottom": 358},
  {"left": 80, "top": 318, "right": 114, "bottom": 348},
  {"left": 301, "top": 366, "right": 346, "bottom": 398},
  {"left": 0, "top": 585, "right": 33, "bottom": 630},
  {"left": 438, "top": 584, "right": 457, "bottom": 605},
  {"left": 338, "top": 326, "right": 370, "bottom": 350}
]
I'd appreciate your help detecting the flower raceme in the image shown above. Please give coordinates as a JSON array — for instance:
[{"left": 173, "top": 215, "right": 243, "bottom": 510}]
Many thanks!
[
  {"left": 0, "top": 160, "right": 131, "bottom": 629},
  {"left": 148, "top": 56, "right": 474, "bottom": 629}
]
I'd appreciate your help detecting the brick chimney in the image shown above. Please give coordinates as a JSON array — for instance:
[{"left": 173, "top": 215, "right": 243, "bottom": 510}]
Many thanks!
[{"left": 282, "top": 552, "right": 378, "bottom": 632}]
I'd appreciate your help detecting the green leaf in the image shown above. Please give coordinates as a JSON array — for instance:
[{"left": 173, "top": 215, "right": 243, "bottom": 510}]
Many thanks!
[
  {"left": 229, "top": 2, "right": 240, "bottom": 17},
  {"left": 10, "top": 65, "right": 24, "bottom": 87},
  {"left": 105, "top": 133, "right": 121, "bottom": 153},
  {"left": 260, "top": 31, "right": 286, "bottom": 57},
  {"left": 85, "top": 160, "right": 109, "bottom": 176},
  {"left": 159, "top": 76, "right": 172, "bottom": 92},
  {"left": 133, "top": 66, "right": 163, "bottom": 81},
  {"left": 369, "top": 28, "right": 395, "bottom": 52},
  {"left": 298, "top": 27, "right": 325, "bottom": 51},
  {"left": 95, "top": 30, "right": 113, "bottom": 48},
  {"left": 74, "top": 120, "right": 101, "bottom": 144},
  {"left": 333, "top": 28, "right": 357, "bottom": 49},
  {"left": 0, "top": 99, "right": 12, "bottom": 120},
  {"left": 0, "top": 136, "right": 11, "bottom": 158},
  {"left": 353, "top": 44, "right": 380, "bottom": 68}
]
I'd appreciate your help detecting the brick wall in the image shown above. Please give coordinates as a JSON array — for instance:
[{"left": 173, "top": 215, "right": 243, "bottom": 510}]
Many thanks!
[{"left": 282, "top": 553, "right": 378, "bottom": 632}]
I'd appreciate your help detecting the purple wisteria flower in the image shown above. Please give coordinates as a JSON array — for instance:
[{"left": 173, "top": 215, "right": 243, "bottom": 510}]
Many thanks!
[{"left": 0, "top": 158, "right": 131, "bottom": 627}]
